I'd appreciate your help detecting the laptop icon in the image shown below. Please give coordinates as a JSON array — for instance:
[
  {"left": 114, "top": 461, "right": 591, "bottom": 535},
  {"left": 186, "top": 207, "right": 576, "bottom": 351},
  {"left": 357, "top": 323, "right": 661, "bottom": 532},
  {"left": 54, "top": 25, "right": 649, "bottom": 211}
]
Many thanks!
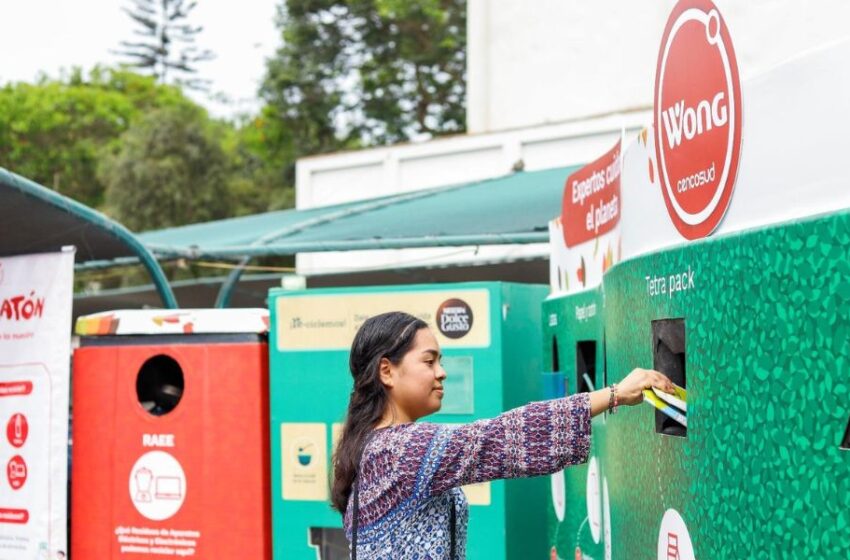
[{"left": 155, "top": 476, "right": 183, "bottom": 500}]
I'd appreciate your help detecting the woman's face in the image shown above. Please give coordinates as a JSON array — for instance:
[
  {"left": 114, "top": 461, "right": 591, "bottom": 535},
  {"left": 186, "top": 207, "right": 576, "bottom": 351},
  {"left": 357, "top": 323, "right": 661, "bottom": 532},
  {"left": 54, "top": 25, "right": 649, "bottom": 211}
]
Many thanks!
[{"left": 385, "top": 327, "right": 447, "bottom": 422}]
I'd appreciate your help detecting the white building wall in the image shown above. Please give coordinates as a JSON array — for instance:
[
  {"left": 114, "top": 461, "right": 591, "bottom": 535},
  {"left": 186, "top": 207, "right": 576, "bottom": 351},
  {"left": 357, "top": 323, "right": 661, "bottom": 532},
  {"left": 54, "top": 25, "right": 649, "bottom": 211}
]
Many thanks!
[
  {"left": 295, "top": 111, "right": 648, "bottom": 209},
  {"left": 467, "top": 0, "right": 850, "bottom": 133}
]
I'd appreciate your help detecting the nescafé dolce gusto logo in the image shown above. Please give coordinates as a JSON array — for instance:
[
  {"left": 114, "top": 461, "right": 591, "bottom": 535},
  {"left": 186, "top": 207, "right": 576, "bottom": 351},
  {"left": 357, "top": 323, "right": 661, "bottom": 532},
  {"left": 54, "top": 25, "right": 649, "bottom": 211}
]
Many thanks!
[
  {"left": 654, "top": 0, "right": 742, "bottom": 240},
  {"left": 436, "top": 299, "right": 473, "bottom": 339}
]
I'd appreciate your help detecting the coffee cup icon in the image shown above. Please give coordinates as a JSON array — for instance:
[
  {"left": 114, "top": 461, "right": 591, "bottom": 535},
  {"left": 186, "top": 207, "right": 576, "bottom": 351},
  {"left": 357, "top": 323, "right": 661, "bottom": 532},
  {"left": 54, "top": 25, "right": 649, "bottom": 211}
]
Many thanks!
[{"left": 296, "top": 443, "right": 313, "bottom": 466}]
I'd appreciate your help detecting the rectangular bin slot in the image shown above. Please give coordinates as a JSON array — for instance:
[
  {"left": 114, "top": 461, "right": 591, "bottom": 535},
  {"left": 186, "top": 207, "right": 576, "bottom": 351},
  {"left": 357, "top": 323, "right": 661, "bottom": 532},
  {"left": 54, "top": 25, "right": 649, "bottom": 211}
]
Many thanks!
[
  {"left": 652, "top": 319, "right": 687, "bottom": 438},
  {"left": 542, "top": 336, "right": 567, "bottom": 399},
  {"left": 576, "top": 340, "right": 597, "bottom": 393},
  {"left": 542, "top": 335, "right": 568, "bottom": 399},
  {"left": 841, "top": 419, "right": 850, "bottom": 450},
  {"left": 552, "top": 336, "right": 560, "bottom": 372},
  {"left": 309, "top": 527, "right": 349, "bottom": 560}
]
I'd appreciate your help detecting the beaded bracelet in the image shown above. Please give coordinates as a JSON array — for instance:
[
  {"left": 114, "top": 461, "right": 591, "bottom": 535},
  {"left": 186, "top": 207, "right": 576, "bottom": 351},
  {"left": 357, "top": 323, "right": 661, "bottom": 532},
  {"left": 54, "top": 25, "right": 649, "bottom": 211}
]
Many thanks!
[{"left": 608, "top": 384, "right": 619, "bottom": 414}]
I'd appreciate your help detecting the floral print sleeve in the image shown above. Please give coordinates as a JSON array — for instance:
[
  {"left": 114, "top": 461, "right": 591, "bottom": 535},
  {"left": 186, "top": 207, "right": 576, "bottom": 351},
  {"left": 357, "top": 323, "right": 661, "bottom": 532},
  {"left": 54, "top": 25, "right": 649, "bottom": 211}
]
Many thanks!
[{"left": 423, "top": 393, "right": 591, "bottom": 495}]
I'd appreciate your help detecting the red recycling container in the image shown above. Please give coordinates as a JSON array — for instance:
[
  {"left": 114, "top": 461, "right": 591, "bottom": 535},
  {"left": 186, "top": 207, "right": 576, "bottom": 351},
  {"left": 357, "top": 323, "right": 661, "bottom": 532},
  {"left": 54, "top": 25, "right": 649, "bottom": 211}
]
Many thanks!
[{"left": 71, "top": 309, "right": 271, "bottom": 559}]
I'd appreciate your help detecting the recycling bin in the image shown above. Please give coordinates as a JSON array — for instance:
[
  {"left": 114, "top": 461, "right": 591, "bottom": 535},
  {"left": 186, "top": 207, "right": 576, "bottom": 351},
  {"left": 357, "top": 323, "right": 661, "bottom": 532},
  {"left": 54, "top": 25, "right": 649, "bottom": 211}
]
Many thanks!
[
  {"left": 542, "top": 287, "right": 609, "bottom": 560},
  {"left": 70, "top": 309, "right": 271, "bottom": 559},
  {"left": 600, "top": 211, "right": 850, "bottom": 557}
]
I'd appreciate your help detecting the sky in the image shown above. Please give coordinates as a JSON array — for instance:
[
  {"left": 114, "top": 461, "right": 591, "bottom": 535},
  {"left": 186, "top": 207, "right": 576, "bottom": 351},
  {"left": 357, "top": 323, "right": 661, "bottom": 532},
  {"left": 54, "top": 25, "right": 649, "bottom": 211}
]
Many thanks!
[{"left": 0, "top": 0, "right": 281, "bottom": 119}]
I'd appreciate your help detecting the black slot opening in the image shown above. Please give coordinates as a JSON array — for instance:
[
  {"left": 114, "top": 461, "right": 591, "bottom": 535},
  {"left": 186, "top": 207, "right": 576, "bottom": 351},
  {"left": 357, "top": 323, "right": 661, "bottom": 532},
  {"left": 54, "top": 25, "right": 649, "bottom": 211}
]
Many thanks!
[
  {"left": 309, "top": 527, "right": 349, "bottom": 560},
  {"left": 652, "top": 319, "right": 687, "bottom": 438},
  {"left": 136, "top": 355, "right": 184, "bottom": 416},
  {"left": 841, "top": 419, "right": 850, "bottom": 450},
  {"left": 577, "top": 340, "right": 597, "bottom": 393},
  {"left": 554, "top": 335, "right": 568, "bottom": 397},
  {"left": 552, "top": 336, "right": 560, "bottom": 372}
]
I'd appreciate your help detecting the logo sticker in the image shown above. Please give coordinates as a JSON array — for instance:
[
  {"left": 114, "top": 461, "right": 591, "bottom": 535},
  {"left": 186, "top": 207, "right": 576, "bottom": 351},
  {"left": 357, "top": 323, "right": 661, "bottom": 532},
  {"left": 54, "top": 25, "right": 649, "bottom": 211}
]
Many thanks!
[
  {"left": 7, "top": 413, "right": 28, "bottom": 448},
  {"left": 436, "top": 299, "right": 473, "bottom": 339},
  {"left": 657, "top": 508, "right": 695, "bottom": 560},
  {"left": 654, "top": 0, "right": 742, "bottom": 239},
  {"left": 129, "top": 450, "right": 187, "bottom": 521}
]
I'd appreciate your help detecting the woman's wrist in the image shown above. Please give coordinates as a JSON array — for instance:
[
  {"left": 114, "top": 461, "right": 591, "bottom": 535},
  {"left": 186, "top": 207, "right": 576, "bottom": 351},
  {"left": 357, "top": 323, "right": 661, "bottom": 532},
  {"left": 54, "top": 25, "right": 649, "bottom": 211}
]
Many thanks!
[
  {"left": 588, "top": 385, "right": 619, "bottom": 417},
  {"left": 589, "top": 387, "right": 614, "bottom": 417}
]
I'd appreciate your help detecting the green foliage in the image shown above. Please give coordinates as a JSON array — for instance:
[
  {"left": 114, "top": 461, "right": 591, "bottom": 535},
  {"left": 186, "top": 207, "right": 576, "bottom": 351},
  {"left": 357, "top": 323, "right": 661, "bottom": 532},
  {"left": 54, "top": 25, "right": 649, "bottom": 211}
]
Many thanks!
[
  {"left": 0, "top": 66, "right": 291, "bottom": 229},
  {"left": 355, "top": 0, "right": 466, "bottom": 141},
  {"left": 220, "top": 110, "right": 295, "bottom": 214},
  {"left": 99, "top": 106, "right": 232, "bottom": 230},
  {"left": 260, "top": 0, "right": 466, "bottom": 171},
  {"left": 0, "top": 67, "right": 190, "bottom": 207}
]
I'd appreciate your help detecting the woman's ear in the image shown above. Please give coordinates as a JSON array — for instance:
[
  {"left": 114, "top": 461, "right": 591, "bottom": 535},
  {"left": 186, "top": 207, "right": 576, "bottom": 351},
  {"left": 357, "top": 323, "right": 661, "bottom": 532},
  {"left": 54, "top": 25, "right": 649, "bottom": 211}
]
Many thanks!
[{"left": 378, "top": 357, "right": 394, "bottom": 388}]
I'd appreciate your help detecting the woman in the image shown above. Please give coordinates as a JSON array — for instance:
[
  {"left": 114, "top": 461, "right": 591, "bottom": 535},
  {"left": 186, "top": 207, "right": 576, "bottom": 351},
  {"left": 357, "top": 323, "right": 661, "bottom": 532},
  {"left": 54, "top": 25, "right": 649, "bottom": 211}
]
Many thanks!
[{"left": 332, "top": 311, "right": 675, "bottom": 559}]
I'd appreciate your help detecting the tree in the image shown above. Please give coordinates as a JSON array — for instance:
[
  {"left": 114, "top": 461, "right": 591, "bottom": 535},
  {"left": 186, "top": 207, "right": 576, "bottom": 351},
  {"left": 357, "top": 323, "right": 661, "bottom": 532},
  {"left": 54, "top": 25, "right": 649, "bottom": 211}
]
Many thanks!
[
  {"left": 220, "top": 112, "right": 296, "bottom": 214},
  {"left": 0, "top": 67, "right": 192, "bottom": 207},
  {"left": 260, "top": 0, "right": 466, "bottom": 176},
  {"left": 114, "top": 0, "right": 214, "bottom": 90},
  {"left": 99, "top": 105, "right": 232, "bottom": 230},
  {"left": 355, "top": 0, "right": 466, "bottom": 142},
  {"left": 0, "top": 66, "right": 288, "bottom": 227}
]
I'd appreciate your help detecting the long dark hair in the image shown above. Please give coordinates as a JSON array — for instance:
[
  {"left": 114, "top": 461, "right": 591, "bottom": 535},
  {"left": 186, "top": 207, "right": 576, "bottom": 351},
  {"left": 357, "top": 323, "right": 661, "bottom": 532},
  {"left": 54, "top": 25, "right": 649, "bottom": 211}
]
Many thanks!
[{"left": 331, "top": 311, "right": 427, "bottom": 513}]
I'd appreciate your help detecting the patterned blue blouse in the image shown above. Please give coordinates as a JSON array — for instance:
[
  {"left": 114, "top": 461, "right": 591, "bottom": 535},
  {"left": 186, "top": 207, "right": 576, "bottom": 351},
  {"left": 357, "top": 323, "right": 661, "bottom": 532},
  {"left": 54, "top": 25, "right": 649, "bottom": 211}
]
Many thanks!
[{"left": 344, "top": 394, "right": 592, "bottom": 559}]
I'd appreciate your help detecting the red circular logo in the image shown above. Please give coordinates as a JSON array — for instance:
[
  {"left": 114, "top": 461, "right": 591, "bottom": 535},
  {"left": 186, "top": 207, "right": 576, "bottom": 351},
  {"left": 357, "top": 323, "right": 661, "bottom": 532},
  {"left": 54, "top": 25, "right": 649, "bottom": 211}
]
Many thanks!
[
  {"left": 7, "top": 456, "right": 27, "bottom": 490},
  {"left": 6, "top": 413, "right": 28, "bottom": 448},
  {"left": 654, "top": 0, "right": 742, "bottom": 240}
]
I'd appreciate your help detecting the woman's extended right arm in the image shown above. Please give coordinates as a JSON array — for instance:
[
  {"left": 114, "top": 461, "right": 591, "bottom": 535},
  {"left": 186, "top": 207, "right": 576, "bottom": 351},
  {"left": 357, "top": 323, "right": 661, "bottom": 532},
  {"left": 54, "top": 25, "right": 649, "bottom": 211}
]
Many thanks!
[
  {"left": 417, "top": 393, "right": 591, "bottom": 497},
  {"left": 408, "top": 367, "right": 673, "bottom": 497}
]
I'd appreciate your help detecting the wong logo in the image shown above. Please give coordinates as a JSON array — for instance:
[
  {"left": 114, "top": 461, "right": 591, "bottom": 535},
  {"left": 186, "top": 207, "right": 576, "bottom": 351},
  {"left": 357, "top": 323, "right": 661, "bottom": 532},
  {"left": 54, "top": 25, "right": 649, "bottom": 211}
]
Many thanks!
[
  {"left": 661, "top": 93, "right": 728, "bottom": 149},
  {"left": 654, "top": 0, "right": 742, "bottom": 240}
]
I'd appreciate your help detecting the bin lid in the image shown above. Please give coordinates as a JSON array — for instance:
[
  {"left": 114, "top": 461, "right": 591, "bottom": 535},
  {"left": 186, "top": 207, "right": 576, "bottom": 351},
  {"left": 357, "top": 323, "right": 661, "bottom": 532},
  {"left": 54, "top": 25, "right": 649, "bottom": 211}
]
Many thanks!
[{"left": 75, "top": 308, "right": 269, "bottom": 336}]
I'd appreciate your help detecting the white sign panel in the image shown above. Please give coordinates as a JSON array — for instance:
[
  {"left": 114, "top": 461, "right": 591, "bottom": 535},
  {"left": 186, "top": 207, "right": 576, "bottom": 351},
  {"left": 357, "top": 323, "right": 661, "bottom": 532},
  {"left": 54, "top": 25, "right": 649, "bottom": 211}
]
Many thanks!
[{"left": 0, "top": 250, "right": 74, "bottom": 559}]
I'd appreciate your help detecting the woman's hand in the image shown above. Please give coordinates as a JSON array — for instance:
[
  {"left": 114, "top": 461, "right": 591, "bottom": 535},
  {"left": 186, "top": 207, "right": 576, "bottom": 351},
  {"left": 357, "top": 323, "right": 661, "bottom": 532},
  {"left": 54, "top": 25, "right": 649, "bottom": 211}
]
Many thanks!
[{"left": 617, "top": 368, "right": 675, "bottom": 406}]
